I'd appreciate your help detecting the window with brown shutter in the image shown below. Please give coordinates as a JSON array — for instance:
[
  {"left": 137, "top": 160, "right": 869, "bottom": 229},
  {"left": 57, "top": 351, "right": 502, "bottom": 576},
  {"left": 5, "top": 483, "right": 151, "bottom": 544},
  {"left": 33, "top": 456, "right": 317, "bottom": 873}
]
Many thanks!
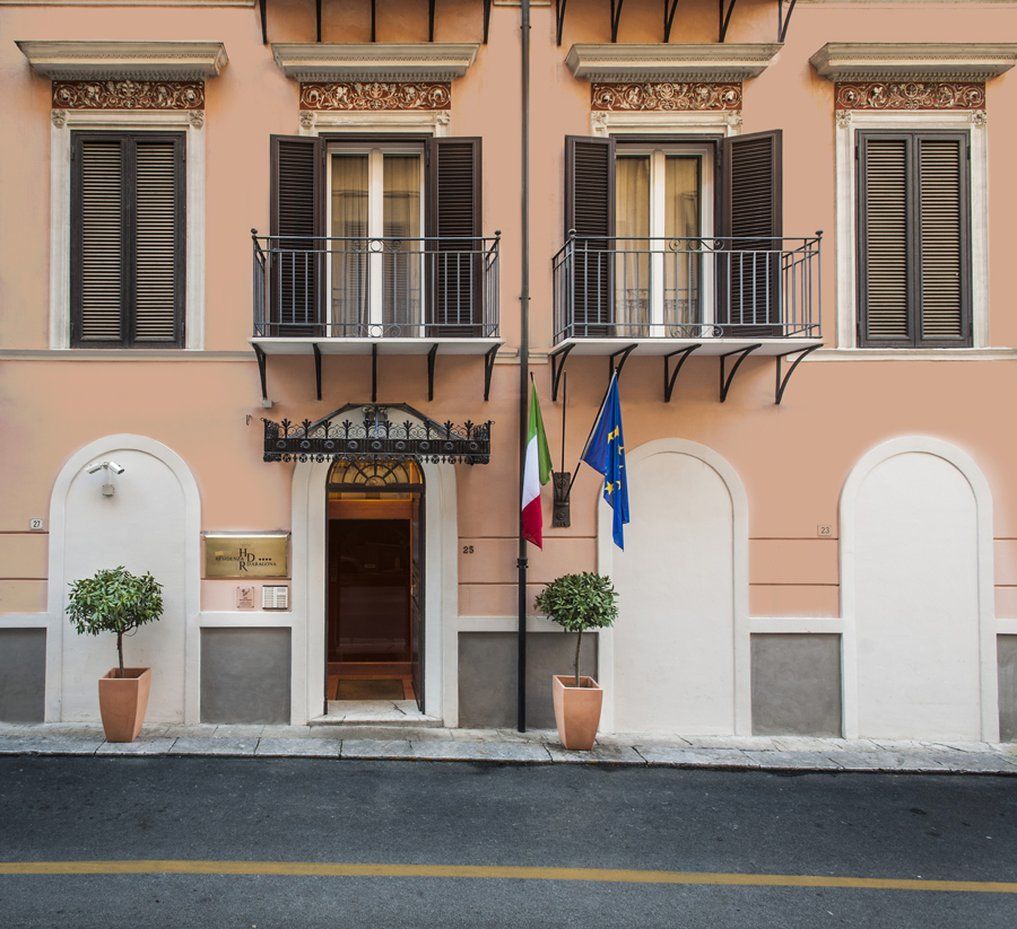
[
  {"left": 857, "top": 130, "right": 971, "bottom": 348},
  {"left": 71, "top": 131, "right": 185, "bottom": 348}
]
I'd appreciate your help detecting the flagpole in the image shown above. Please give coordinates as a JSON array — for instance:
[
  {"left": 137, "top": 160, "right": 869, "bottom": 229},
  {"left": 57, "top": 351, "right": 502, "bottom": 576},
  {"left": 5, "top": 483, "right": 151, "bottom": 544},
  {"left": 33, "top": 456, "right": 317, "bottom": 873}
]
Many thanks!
[
  {"left": 516, "top": 0, "right": 532, "bottom": 733},
  {"left": 564, "top": 368, "right": 617, "bottom": 500}
]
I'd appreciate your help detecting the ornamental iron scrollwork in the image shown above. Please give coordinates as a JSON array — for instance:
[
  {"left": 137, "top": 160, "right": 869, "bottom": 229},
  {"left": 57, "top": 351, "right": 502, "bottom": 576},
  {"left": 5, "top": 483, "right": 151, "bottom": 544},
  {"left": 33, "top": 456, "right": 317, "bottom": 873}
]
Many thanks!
[{"left": 263, "top": 403, "right": 491, "bottom": 464}]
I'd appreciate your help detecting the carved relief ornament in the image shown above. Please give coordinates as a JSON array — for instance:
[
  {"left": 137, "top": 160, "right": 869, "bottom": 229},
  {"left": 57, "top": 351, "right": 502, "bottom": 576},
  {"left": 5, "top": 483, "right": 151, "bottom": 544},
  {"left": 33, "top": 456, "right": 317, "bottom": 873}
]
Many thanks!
[
  {"left": 52, "top": 79, "right": 204, "bottom": 110},
  {"left": 300, "top": 81, "right": 452, "bottom": 111},
  {"left": 834, "top": 81, "right": 985, "bottom": 111},
  {"left": 592, "top": 82, "right": 742, "bottom": 112}
]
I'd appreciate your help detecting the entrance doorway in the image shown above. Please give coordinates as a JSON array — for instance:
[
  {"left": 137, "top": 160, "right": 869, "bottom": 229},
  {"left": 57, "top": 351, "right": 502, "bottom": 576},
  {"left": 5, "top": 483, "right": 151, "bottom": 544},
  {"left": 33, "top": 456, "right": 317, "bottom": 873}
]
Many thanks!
[{"left": 326, "top": 458, "right": 424, "bottom": 714}]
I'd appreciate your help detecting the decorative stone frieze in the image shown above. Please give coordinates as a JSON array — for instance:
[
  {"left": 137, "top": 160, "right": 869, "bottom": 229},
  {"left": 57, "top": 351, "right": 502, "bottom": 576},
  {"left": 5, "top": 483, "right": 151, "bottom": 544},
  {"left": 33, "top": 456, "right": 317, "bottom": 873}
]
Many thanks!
[
  {"left": 592, "top": 82, "right": 741, "bottom": 111},
  {"left": 834, "top": 81, "right": 985, "bottom": 111},
  {"left": 52, "top": 79, "right": 205, "bottom": 110},
  {"left": 300, "top": 81, "right": 451, "bottom": 111}
]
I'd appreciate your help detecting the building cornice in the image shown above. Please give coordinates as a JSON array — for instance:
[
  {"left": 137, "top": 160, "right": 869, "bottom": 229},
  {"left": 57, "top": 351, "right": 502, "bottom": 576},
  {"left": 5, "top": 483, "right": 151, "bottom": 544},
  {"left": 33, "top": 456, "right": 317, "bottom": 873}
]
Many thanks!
[
  {"left": 271, "top": 43, "right": 480, "bottom": 83},
  {"left": 16, "top": 40, "right": 228, "bottom": 80},
  {"left": 565, "top": 43, "right": 782, "bottom": 83},
  {"left": 810, "top": 43, "right": 1017, "bottom": 82}
]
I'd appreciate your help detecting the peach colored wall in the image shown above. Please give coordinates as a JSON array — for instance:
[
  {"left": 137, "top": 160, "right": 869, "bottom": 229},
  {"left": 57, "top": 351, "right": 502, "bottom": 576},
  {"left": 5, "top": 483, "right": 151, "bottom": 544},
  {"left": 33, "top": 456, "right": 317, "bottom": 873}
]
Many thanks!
[{"left": 2, "top": 1, "right": 1017, "bottom": 621}]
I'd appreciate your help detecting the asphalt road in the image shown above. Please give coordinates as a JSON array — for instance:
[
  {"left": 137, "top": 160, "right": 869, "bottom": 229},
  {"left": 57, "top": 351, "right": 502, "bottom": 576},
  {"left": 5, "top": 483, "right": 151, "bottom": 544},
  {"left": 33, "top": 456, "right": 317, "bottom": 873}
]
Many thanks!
[{"left": 0, "top": 757, "right": 1015, "bottom": 928}]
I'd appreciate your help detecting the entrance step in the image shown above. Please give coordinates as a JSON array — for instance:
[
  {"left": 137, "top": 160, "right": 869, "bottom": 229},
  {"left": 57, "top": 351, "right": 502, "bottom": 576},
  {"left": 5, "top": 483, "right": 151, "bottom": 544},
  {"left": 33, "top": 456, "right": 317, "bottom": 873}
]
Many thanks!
[{"left": 308, "top": 721, "right": 449, "bottom": 740}]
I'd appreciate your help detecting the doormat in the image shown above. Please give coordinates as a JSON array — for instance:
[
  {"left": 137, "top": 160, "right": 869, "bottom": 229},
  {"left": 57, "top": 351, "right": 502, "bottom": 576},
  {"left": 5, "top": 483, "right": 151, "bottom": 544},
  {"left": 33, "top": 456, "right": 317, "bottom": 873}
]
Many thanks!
[{"left": 336, "top": 679, "right": 406, "bottom": 701}]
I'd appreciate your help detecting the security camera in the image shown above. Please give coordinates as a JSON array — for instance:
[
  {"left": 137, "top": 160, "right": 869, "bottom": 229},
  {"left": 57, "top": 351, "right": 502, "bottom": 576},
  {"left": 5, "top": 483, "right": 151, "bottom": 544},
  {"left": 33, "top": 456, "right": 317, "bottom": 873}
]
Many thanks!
[
  {"left": 106, "top": 461, "right": 125, "bottom": 476},
  {"left": 85, "top": 460, "right": 126, "bottom": 476},
  {"left": 86, "top": 462, "right": 104, "bottom": 475}
]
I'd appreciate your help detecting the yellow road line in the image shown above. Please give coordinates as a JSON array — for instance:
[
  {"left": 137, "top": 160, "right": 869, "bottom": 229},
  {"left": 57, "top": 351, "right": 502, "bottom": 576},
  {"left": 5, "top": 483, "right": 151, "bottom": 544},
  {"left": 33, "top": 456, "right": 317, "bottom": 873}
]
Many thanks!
[{"left": 0, "top": 861, "right": 1014, "bottom": 894}]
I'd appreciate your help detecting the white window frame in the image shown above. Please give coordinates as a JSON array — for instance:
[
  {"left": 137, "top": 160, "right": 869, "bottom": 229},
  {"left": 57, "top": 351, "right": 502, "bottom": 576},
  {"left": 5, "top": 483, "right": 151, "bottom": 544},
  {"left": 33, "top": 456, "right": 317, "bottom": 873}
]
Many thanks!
[
  {"left": 50, "top": 109, "right": 205, "bottom": 350},
  {"left": 616, "top": 143, "right": 715, "bottom": 333},
  {"left": 835, "top": 109, "right": 988, "bottom": 351},
  {"left": 326, "top": 142, "right": 426, "bottom": 333}
]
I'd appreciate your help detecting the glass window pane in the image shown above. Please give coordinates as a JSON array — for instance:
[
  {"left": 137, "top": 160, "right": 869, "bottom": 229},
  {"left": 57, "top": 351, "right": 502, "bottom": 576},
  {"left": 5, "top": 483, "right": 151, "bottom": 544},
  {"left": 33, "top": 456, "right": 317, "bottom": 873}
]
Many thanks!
[
  {"left": 615, "top": 156, "right": 650, "bottom": 333},
  {"left": 665, "top": 157, "right": 701, "bottom": 328},
  {"left": 331, "top": 154, "right": 369, "bottom": 333},
  {"left": 384, "top": 154, "right": 422, "bottom": 328}
]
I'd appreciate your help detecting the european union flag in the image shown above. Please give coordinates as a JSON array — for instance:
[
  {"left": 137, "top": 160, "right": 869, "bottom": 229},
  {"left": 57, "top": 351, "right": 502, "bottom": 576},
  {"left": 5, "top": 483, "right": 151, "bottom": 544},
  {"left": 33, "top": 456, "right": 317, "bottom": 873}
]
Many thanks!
[{"left": 582, "top": 371, "right": 630, "bottom": 549}]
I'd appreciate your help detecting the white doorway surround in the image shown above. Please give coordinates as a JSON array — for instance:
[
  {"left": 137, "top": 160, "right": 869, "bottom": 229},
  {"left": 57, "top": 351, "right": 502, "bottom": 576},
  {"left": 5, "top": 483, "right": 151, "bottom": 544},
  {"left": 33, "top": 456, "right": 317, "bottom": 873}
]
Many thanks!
[
  {"left": 597, "top": 438, "right": 750, "bottom": 736},
  {"left": 46, "top": 434, "right": 201, "bottom": 724},
  {"left": 289, "top": 448, "right": 459, "bottom": 726},
  {"left": 840, "top": 436, "right": 997, "bottom": 742}
]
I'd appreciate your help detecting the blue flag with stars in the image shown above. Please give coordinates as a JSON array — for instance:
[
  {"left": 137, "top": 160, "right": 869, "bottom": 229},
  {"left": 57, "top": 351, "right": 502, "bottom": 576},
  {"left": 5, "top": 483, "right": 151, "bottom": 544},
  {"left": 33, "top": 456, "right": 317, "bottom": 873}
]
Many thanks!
[{"left": 582, "top": 371, "right": 630, "bottom": 549}]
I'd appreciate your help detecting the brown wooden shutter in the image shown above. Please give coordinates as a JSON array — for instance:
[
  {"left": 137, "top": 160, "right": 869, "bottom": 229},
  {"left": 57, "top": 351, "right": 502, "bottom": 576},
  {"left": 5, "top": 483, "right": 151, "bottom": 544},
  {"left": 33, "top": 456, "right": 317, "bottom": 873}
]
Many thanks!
[
  {"left": 720, "top": 130, "right": 782, "bottom": 332},
  {"left": 73, "top": 137, "right": 126, "bottom": 344},
  {"left": 270, "top": 135, "right": 323, "bottom": 336},
  {"left": 426, "top": 136, "right": 482, "bottom": 334},
  {"left": 858, "top": 134, "right": 910, "bottom": 344},
  {"left": 132, "top": 136, "right": 185, "bottom": 344},
  {"left": 71, "top": 132, "right": 185, "bottom": 347},
  {"left": 857, "top": 131, "right": 970, "bottom": 347},
  {"left": 564, "top": 135, "right": 615, "bottom": 334},
  {"left": 918, "top": 136, "right": 969, "bottom": 343}
]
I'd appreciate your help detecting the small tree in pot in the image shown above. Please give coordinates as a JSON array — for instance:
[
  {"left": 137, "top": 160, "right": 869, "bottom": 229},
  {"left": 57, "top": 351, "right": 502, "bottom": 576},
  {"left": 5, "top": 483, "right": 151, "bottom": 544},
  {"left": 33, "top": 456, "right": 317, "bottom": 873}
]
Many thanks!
[
  {"left": 67, "top": 567, "right": 163, "bottom": 742},
  {"left": 536, "top": 572, "right": 618, "bottom": 750}
]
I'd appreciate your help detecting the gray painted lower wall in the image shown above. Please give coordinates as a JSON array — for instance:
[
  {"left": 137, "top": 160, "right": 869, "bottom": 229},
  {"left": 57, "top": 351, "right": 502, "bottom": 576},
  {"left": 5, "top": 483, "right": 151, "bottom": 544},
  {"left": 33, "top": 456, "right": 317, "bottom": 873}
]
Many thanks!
[
  {"left": 0, "top": 629, "right": 46, "bottom": 723},
  {"left": 200, "top": 628, "right": 291, "bottom": 725},
  {"left": 458, "top": 631, "right": 598, "bottom": 730},
  {"left": 999, "top": 636, "right": 1017, "bottom": 743},
  {"left": 751, "top": 633, "right": 842, "bottom": 737}
]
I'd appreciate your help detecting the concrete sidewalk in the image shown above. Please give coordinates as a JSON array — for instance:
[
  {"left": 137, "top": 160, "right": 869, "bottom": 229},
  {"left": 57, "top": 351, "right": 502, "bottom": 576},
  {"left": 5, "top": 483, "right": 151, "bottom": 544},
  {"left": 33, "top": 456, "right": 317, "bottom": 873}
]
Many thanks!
[{"left": 1, "top": 722, "right": 1016, "bottom": 774}]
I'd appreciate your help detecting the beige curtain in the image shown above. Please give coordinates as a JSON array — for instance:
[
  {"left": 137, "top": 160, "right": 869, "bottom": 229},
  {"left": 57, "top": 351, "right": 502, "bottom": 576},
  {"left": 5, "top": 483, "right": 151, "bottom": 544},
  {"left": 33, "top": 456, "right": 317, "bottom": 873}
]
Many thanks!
[
  {"left": 331, "top": 154, "right": 369, "bottom": 331},
  {"left": 615, "top": 156, "right": 650, "bottom": 332},
  {"left": 665, "top": 157, "right": 700, "bottom": 327},
  {"left": 383, "top": 154, "right": 422, "bottom": 327}
]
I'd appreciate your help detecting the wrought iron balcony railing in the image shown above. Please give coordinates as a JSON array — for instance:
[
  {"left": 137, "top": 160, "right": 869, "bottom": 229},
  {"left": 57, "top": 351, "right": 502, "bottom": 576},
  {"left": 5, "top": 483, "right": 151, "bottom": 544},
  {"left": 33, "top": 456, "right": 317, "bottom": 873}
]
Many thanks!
[
  {"left": 252, "top": 233, "right": 500, "bottom": 340},
  {"left": 552, "top": 234, "right": 822, "bottom": 343}
]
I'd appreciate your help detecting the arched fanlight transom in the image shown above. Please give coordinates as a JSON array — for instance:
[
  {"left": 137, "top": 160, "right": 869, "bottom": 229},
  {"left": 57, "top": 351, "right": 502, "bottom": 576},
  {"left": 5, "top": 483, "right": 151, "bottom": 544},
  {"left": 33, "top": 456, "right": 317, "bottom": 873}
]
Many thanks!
[{"left": 328, "top": 457, "right": 423, "bottom": 488}]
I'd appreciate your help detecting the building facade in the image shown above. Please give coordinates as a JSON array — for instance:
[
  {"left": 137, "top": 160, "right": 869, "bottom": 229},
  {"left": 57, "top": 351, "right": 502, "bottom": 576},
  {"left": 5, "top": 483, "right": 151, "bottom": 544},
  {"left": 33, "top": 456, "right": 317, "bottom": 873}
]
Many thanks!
[{"left": 1, "top": 0, "right": 1016, "bottom": 742}]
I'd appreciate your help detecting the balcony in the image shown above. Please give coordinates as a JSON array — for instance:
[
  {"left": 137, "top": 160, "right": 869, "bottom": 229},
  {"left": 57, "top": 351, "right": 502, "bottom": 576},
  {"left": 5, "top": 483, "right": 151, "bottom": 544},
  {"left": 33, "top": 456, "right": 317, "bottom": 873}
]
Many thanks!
[
  {"left": 551, "top": 234, "right": 823, "bottom": 403},
  {"left": 251, "top": 233, "right": 501, "bottom": 401}
]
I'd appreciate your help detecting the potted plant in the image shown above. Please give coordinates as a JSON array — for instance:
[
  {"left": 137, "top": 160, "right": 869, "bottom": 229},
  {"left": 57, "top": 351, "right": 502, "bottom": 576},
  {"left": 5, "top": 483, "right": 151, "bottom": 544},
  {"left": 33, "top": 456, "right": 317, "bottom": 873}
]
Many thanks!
[
  {"left": 535, "top": 572, "right": 618, "bottom": 750},
  {"left": 66, "top": 567, "right": 164, "bottom": 742}
]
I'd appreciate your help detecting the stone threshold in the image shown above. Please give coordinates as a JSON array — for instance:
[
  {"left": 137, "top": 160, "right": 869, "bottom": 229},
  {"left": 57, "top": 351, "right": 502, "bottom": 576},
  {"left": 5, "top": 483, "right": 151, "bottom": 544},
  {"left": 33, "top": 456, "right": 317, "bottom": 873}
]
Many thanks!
[{"left": 0, "top": 724, "right": 1015, "bottom": 774}]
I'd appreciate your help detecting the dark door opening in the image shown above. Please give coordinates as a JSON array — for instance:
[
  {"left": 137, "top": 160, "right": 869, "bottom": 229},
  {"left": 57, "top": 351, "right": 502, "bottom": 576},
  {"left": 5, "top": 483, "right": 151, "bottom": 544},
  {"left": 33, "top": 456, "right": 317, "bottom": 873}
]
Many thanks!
[{"left": 325, "top": 458, "right": 424, "bottom": 713}]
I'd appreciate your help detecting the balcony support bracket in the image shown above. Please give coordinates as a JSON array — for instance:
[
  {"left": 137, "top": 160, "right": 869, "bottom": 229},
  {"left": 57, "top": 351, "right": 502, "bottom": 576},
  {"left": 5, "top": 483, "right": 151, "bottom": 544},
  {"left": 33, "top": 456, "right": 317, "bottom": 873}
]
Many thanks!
[
  {"left": 610, "top": 344, "right": 638, "bottom": 380},
  {"left": 483, "top": 343, "right": 499, "bottom": 401},
  {"left": 719, "top": 343, "right": 761, "bottom": 402},
  {"left": 718, "top": 0, "right": 739, "bottom": 42},
  {"left": 549, "top": 342, "right": 574, "bottom": 402},
  {"left": 371, "top": 343, "right": 379, "bottom": 404},
  {"left": 664, "top": 0, "right": 681, "bottom": 42},
  {"left": 774, "top": 343, "right": 819, "bottom": 405},
  {"left": 555, "top": 0, "right": 570, "bottom": 46},
  {"left": 312, "top": 343, "right": 322, "bottom": 401},
  {"left": 254, "top": 344, "right": 268, "bottom": 402},
  {"left": 427, "top": 344, "right": 438, "bottom": 402},
  {"left": 663, "top": 343, "right": 701, "bottom": 403}
]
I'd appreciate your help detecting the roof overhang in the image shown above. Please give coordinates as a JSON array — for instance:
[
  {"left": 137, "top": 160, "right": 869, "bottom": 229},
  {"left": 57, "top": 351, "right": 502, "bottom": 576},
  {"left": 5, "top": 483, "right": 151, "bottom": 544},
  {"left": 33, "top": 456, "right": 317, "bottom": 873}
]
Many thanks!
[
  {"left": 810, "top": 43, "right": 1017, "bottom": 83},
  {"left": 565, "top": 43, "right": 782, "bottom": 83},
  {"left": 16, "top": 40, "right": 229, "bottom": 80},
  {"left": 271, "top": 43, "right": 480, "bottom": 82}
]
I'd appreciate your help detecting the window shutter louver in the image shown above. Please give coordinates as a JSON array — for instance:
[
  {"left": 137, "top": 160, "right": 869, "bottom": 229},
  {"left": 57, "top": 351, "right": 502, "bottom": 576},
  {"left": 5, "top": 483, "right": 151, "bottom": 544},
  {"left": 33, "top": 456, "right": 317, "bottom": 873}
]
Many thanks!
[
  {"left": 720, "top": 130, "right": 782, "bottom": 333},
  {"left": 857, "top": 131, "right": 970, "bottom": 347},
  {"left": 133, "top": 138, "right": 185, "bottom": 344},
  {"left": 72, "top": 132, "right": 185, "bottom": 347},
  {"left": 564, "top": 135, "right": 615, "bottom": 334},
  {"left": 860, "top": 136, "right": 910, "bottom": 342},
  {"left": 270, "top": 135, "right": 323, "bottom": 336},
  {"left": 918, "top": 137, "right": 967, "bottom": 342},
  {"left": 75, "top": 138, "right": 125, "bottom": 343},
  {"left": 426, "top": 136, "right": 482, "bottom": 334}
]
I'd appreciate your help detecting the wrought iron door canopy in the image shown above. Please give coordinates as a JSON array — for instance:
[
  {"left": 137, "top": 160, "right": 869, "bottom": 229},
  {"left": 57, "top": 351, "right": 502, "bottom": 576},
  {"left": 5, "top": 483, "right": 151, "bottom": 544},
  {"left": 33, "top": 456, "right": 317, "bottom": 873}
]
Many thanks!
[{"left": 263, "top": 402, "right": 492, "bottom": 464}]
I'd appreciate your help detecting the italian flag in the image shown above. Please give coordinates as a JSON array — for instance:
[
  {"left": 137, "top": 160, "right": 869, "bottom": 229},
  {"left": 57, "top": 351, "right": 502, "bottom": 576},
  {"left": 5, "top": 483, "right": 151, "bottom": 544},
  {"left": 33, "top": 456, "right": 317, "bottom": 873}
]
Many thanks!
[{"left": 521, "top": 379, "right": 553, "bottom": 548}]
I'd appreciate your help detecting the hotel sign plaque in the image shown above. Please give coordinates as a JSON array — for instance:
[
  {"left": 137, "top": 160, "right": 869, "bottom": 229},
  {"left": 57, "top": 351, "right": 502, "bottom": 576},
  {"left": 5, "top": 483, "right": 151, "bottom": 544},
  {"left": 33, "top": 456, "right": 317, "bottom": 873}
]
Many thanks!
[{"left": 203, "top": 532, "right": 289, "bottom": 579}]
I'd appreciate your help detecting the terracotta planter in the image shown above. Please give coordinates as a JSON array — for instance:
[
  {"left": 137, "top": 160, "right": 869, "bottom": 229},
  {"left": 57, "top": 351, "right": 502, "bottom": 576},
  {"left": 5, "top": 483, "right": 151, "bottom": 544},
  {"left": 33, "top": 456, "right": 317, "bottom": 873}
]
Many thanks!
[
  {"left": 98, "top": 667, "right": 152, "bottom": 742},
  {"left": 552, "top": 674, "right": 603, "bottom": 750}
]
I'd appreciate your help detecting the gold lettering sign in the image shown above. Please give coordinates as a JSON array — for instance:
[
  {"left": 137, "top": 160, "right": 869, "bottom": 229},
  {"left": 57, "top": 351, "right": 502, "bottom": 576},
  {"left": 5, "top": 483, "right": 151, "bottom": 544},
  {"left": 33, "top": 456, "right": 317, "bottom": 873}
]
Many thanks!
[{"left": 203, "top": 533, "right": 289, "bottom": 579}]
